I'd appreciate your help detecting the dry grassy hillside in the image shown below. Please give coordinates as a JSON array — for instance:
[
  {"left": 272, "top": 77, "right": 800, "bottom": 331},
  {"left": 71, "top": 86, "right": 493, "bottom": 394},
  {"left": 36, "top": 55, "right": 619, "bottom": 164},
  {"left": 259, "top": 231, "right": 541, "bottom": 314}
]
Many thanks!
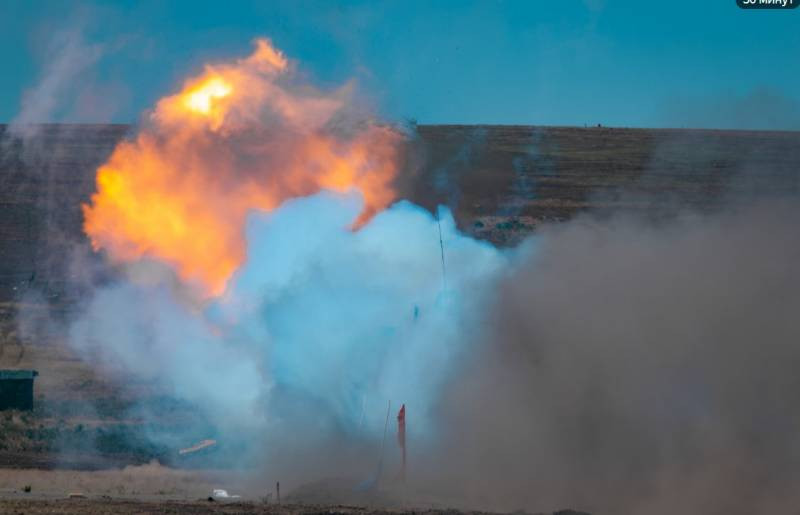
[{"left": 2, "top": 124, "right": 799, "bottom": 305}]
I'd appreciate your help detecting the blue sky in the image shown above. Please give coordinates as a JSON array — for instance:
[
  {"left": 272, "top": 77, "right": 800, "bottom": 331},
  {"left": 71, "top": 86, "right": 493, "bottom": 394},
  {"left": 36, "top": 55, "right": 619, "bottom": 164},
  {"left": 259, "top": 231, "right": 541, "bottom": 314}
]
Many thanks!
[{"left": 2, "top": 0, "right": 799, "bottom": 128}]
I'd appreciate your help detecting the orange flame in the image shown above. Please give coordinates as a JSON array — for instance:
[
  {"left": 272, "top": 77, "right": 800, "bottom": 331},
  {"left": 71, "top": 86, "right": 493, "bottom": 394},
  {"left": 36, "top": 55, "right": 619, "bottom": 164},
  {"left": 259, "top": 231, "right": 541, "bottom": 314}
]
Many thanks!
[{"left": 83, "top": 39, "right": 402, "bottom": 296}]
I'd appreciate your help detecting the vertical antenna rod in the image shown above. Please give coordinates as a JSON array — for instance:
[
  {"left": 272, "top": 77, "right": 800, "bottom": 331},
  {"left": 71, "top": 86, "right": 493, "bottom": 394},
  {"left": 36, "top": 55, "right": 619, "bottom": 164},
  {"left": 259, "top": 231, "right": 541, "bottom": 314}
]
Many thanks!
[
  {"left": 436, "top": 209, "right": 447, "bottom": 292},
  {"left": 375, "top": 400, "right": 392, "bottom": 487}
]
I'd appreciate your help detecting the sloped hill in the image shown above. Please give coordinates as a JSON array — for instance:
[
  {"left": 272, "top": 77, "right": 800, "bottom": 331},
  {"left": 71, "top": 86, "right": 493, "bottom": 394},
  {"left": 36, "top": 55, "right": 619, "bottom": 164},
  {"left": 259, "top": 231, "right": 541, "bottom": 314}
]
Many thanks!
[{"left": 1, "top": 124, "right": 799, "bottom": 304}]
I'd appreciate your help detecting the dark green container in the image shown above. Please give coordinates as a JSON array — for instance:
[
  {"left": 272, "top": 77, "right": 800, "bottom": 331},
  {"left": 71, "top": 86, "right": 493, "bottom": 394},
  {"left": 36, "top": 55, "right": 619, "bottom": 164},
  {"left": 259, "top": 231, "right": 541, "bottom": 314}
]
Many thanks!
[{"left": 0, "top": 370, "right": 38, "bottom": 410}]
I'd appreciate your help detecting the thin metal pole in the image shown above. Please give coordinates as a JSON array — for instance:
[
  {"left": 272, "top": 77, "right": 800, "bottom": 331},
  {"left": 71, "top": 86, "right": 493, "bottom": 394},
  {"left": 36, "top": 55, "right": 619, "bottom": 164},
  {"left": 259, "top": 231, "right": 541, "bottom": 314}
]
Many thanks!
[
  {"left": 375, "top": 400, "right": 391, "bottom": 487},
  {"left": 436, "top": 209, "right": 447, "bottom": 292},
  {"left": 401, "top": 429, "right": 406, "bottom": 483},
  {"left": 358, "top": 394, "right": 366, "bottom": 431}
]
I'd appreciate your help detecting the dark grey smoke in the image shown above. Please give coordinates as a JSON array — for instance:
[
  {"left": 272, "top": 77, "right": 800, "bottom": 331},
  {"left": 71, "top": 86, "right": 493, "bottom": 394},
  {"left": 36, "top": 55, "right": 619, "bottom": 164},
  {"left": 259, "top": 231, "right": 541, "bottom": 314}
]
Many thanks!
[
  {"left": 500, "top": 128, "right": 552, "bottom": 217},
  {"left": 0, "top": 17, "right": 124, "bottom": 307},
  {"left": 8, "top": 26, "right": 104, "bottom": 143},
  {"left": 659, "top": 87, "right": 800, "bottom": 131},
  {"left": 426, "top": 197, "right": 800, "bottom": 515},
  {"left": 432, "top": 127, "right": 488, "bottom": 212}
]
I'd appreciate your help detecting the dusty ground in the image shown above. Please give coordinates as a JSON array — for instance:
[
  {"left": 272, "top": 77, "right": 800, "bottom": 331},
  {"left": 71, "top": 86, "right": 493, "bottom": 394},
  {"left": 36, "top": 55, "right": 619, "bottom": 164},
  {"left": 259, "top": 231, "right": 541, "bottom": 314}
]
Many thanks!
[
  {"left": 0, "top": 330, "right": 194, "bottom": 469},
  {"left": 0, "top": 465, "right": 579, "bottom": 514},
  {"left": 0, "top": 498, "right": 511, "bottom": 515},
  {"left": 0, "top": 462, "right": 226, "bottom": 497}
]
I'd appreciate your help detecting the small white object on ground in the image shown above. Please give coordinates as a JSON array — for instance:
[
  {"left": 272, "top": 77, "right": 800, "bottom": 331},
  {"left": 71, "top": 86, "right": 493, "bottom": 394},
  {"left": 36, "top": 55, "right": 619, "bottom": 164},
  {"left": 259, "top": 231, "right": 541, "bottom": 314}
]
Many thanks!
[{"left": 212, "top": 488, "right": 240, "bottom": 499}]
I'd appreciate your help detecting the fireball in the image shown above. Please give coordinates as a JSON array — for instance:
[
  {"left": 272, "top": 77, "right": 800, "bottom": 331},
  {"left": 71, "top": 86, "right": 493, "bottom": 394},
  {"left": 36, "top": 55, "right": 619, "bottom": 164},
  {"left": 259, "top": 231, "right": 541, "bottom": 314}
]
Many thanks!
[{"left": 83, "top": 38, "right": 402, "bottom": 296}]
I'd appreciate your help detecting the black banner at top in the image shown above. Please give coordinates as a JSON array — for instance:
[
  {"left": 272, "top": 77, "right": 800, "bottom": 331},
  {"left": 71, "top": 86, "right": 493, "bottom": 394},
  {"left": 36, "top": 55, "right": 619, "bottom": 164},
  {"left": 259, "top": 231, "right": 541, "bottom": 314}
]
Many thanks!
[{"left": 737, "top": 0, "right": 798, "bottom": 8}]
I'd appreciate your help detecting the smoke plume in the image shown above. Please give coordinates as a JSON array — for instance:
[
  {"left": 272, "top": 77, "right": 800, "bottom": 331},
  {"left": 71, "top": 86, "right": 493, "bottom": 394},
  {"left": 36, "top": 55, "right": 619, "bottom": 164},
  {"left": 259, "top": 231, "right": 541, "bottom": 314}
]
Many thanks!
[
  {"left": 70, "top": 191, "right": 505, "bottom": 484},
  {"left": 430, "top": 198, "right": 800, "bottom": 514},
  {"left": 8, "top": 26, "right": 104, "bottom": 142}
]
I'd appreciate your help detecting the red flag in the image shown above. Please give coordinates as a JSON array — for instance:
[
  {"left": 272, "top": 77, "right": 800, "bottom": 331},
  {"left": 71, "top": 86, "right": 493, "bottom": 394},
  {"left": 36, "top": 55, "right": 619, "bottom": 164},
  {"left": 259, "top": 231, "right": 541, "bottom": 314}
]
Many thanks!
[
  {"left": 397, "top": 404, "right": 406, "bottom": 481},
  {"left": 397, "top": 404, "right": 406, "bottom": 448}
]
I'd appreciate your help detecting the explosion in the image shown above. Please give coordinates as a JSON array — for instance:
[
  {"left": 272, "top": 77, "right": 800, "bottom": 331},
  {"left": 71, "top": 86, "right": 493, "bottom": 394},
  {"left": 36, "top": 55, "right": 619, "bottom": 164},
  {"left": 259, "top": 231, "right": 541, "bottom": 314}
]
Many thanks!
[
  {"left": 29, "top": 30, "right": 800, "bottom": 515},
  {"left": 73, "top": 37, "right": 505, "bottom": 464},
  {"left": 82, "top": 39, "right": 402, "bottom": 296}
]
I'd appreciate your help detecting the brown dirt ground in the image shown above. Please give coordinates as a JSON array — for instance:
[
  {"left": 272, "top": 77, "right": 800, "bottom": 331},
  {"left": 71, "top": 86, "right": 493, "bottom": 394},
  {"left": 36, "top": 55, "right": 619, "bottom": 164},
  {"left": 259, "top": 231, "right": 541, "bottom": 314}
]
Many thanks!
[{"left": 0, "top": 498, "right": 468, "bottom": 515}]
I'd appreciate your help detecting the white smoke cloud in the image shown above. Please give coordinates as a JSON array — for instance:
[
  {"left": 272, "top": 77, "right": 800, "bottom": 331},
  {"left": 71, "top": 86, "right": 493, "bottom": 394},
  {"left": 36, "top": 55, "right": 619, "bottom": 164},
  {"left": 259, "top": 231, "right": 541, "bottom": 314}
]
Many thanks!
[{"left": 67, "top": 190, "right": 506, "bottom": 476}]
